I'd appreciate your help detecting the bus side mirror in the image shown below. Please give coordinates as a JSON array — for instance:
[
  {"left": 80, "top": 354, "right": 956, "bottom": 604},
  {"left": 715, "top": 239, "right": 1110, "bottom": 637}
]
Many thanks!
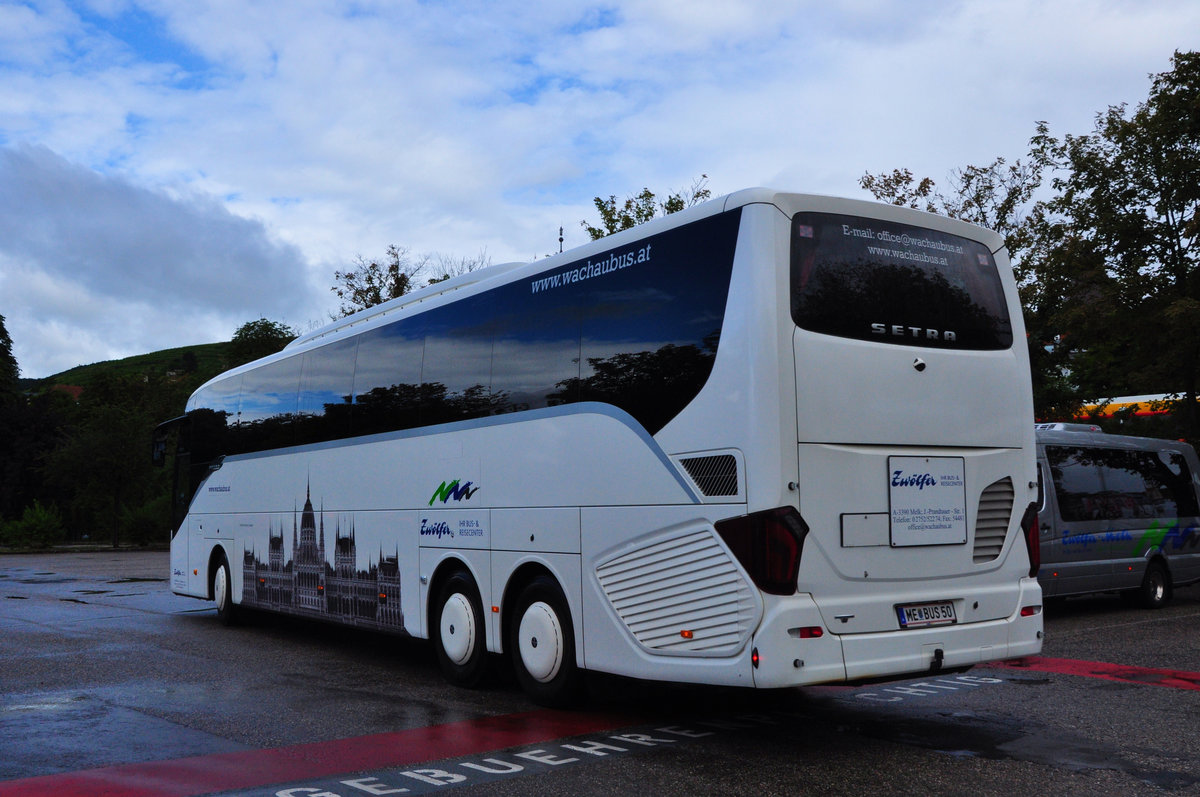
[
  {"left": 152, "top": 416, "right": 186, "bottom": 467},
  {"left": 152, "top": 435, "right": 168, "bottom": 467}
]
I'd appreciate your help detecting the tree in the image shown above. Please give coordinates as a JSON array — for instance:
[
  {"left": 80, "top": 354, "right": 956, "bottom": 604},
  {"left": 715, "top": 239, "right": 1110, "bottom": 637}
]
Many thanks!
[
  {"left": 228, "top": 318, "right": 297, "bottom": 367},
  {"left": 332, "top": 245, "right": 491, "bottom": 313},
  {"left": 423, "top": 250, "right": 491, "bottom": 286},
  {"left": 860, "top": 132, "right": 1072, "bottom": 417},
  {"left": 0, "top": 314, "right": 18, "bottom": 404},
  {"left": 331, "top": 244, "right": 430, "bottom": 317},
  {"left": 582, "top": 175, "right": 711, "bottom": 240},
  {"left": 1046, "top": 50, "right": 1200, "bottom": 437}
]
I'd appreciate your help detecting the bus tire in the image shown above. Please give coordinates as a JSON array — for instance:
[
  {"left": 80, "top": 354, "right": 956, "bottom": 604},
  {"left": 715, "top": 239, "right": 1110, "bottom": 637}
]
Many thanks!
[
  {"left": 509, "top": 576, "right": 582, "bottom": 707},
  {"left": 434, "top": 571, "right": 488, "bottom": 688},
  {"left": 1135, "top": 560, "right": 1170, "bottom": 609},
  {"left": 213, "top": 554, "right": 237, "bottom": 626}
]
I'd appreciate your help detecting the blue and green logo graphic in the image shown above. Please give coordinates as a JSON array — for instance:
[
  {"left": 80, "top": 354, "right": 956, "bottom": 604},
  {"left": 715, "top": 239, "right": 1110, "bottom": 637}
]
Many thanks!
[{"left": 429, "top": 479, "right": 480, "bottom": 506}]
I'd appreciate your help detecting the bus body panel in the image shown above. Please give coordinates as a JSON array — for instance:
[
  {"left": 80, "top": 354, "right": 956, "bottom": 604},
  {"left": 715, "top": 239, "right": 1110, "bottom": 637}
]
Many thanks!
[{"left": 794, "top": 337, "right": 1027, "bottom": 449}]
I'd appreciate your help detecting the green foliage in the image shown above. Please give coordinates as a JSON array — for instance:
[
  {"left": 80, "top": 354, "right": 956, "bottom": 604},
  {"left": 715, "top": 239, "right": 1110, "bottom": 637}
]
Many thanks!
[
  {"left": 228, "top": 318, "right": 297, "bottom": 367},
  {"left": 121, "top": 495, "right": 170, "bottom": 547},
  {"left": 1043, "top": 50, "right": 1200, "bottom": 436},
  {"left": 0, "top": 337, "right": 234, "bottom": 546},
  {"left": 331, "top": 246, "right": 490, "bottom": 316},
  {"left": 331, "top": 244, "right": 426, "bottom": 317},
  {"left": 582, "top": 175, "right": 711, "bottom": 240},
  {"left": 46, "top": 342, "right": 229, "bottom": 391},
  {"left": 0, "top": 314, "right": 18, "bottom": 403},
  {"left": 1, "top": 501, "right": 65, "bottom": 549}
]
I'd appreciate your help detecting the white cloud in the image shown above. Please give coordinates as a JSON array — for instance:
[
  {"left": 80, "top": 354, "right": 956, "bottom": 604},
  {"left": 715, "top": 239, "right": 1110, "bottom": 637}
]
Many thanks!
[
  {"left": 1, "top": 0, "right": 1198, "bottom": 377},
  {"left": 0, "top": 144, "right": 316, "bottom": 375}
]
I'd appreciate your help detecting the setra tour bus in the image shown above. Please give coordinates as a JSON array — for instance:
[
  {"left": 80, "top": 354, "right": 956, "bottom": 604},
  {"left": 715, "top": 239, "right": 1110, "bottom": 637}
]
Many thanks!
[{"left": 157, "top": 188, "right": 1044, "bottom": 705}]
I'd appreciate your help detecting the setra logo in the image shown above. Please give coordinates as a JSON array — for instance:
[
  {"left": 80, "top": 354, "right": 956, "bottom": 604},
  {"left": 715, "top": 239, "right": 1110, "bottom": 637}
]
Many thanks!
[{"left": 428, "top": 479, "right": 480, "bottom": 506}]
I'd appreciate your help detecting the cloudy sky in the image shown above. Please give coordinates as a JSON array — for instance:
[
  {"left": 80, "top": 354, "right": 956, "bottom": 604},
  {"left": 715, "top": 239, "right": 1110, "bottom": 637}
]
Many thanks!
[{"left": 1, "top": 0, "right": 1196, "bottom": 378}]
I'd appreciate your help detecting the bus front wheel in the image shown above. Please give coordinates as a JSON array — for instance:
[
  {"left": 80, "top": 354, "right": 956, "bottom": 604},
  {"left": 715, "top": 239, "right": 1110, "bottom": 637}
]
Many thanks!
[
  {"left": 434, "top": 571, "right": 488, "bottom": 688},
  {"left": 509, "top": 576, "right": 582, "bottom": 707},
  {"left": 212, "top": 555, "right": 237, "bottom": 626}
]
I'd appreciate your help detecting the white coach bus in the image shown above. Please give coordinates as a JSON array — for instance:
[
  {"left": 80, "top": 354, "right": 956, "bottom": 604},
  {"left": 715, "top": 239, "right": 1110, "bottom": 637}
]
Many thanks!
[{"left": 158, "top": 188, "right": 1043, "bottom": 705}]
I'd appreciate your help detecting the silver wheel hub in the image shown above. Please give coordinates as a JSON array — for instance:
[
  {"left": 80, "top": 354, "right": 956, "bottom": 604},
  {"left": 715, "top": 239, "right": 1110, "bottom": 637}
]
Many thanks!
[
  {"left": 440, "top": 593, "right": 476, "bottom": 665},
  {"left": 214, "top": 566, "right": 227, "bottom": 609},
  {"left": 518, "top": 600, "right": 563, "bottom": 683}
]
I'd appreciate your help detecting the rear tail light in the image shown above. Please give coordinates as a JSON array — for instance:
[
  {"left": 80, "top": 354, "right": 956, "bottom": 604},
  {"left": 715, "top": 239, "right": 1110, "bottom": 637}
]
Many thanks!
[
  {"left": 715, "top": 507, "right": 809, "bottom": 595},
  {"left": 1019, "top": 501, "right": 1040, "bottom": 578}
]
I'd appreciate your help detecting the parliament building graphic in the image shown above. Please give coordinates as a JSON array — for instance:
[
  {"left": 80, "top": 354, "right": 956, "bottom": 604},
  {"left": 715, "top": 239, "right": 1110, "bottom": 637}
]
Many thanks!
[{"left": 241, "top": 482, "right": 404, "bottom": 632}]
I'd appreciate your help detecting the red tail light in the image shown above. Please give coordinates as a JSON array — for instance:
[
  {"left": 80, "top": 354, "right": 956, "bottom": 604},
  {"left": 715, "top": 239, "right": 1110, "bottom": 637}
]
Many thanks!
[
  {"left": 715, "top": 507, "right": 809, "bottom": 595},
  {"left": 1020, "top": 501, "right": 1040, "bottom": 578}
]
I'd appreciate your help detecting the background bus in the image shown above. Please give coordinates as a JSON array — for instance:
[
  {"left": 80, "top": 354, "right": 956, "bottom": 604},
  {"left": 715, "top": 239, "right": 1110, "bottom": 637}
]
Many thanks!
[
  {"left": 1035, "top": 423, "right": 1200, "bottom": 607},
  {"left": 160, "top": 188, "right": 1043, "bottom": 705}
]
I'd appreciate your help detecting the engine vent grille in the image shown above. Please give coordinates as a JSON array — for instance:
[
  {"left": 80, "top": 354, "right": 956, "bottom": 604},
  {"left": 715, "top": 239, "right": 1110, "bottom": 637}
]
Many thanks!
[
  {"left": 679, "top": 454, "right": 738, "bottom": 497},
  {"left": 596, "top": 529, "right": 756, "bottom": 655},
  {"left": 973, "top": 477, "right": 1015, "bottom": 563}
]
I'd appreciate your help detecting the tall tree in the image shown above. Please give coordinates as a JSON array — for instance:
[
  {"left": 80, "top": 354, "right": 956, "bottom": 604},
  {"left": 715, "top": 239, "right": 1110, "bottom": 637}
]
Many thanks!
[
  {"left": 0, "top": 314, "right": 18, "bottom": 404},
  {"left": 1047, "top": 50, "right": 1200, "bottom": 437},
  {"left": 582, "top": 175, "right": 711, "bottom": 240}
]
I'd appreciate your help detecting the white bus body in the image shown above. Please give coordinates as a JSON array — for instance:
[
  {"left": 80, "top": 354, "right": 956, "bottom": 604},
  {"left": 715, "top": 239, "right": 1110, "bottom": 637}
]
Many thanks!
[{"left": 164, "top": 189, "right": 1043, "bottom": 704}]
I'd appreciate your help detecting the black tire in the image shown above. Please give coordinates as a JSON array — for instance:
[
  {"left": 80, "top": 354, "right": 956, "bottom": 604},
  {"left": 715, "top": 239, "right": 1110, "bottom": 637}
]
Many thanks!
[
  {"left": 434, "top": 571, "right": 489, "bottom": 688},
  {"left": 212, "top": 554, "right": 238, "bottom": 626},
  {"left": 1135, "top": 560, "right": 1170, "bottom": 609},
  {"left": 508, "top": 576, "right": 582, "bottom": 707}
]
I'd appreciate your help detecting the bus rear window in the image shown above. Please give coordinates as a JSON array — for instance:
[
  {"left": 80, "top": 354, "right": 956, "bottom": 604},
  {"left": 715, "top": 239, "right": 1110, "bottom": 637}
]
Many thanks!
[{"left": 790, "top": 212, "right": 1012, "bottom": 350}]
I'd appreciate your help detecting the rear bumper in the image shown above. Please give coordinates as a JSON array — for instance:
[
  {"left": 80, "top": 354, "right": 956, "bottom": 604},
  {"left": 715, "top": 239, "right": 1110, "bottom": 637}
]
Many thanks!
[{"left": 751, "top": 578, "right": 1043, "bottom": 688}]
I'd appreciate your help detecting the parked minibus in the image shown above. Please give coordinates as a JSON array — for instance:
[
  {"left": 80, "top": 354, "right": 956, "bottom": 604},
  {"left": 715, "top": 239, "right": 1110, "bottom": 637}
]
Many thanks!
[{"left": 1035, "top": 423, "right": 1200, "bottom": 607}]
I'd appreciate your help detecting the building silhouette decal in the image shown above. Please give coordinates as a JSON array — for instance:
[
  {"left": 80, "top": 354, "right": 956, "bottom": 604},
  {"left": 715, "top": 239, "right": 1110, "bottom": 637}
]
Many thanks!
[{"left": 242, "top": 481, "right": 404, "bottom": 632}]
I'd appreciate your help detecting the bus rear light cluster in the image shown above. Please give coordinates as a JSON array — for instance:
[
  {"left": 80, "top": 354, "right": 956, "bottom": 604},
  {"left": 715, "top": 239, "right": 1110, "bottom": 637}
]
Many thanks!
[
  {"left": 1020, "top": 605, "right": 1042, "bottom": 617},
  {"left": 1019, "top": 501, "right": 1040, "bottom": 578},
  {"left": 715, "top": 507, "right": 809, "bottom": 595}
]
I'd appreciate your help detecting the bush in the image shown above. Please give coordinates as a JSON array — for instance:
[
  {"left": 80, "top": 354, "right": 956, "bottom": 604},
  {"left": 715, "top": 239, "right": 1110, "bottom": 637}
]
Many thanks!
[
  {"left": 121, "top": 496, "right": 171, "bottom": 547},
  {"left": 1, "top": 501, "right": 66, "bottom": 549}
]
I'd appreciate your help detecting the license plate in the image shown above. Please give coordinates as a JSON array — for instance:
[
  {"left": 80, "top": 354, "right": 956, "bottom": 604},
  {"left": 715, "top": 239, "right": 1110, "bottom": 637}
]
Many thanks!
[{"left": 896, "top": 601, "right": 957, "bottom": 629}]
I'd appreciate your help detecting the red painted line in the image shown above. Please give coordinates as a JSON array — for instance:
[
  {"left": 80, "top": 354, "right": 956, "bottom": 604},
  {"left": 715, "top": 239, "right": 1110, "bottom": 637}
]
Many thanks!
[
  {"left": 0, "top": 709, "right": 640, "bottom": 797},
  {"left": 987, "top": 656, "right": 1200, "bottom": 691}
]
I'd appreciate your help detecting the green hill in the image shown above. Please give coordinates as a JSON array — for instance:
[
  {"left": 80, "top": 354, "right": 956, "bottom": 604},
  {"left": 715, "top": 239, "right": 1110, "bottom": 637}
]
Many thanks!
[{"left": 27, "top": 342, "right": 232, "bottom": 392}]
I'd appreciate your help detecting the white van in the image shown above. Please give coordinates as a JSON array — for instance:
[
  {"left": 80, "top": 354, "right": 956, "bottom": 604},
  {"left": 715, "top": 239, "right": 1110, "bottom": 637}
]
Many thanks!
[{"left": 1035, "top": 424, "right": 1200, "bottom": 607}]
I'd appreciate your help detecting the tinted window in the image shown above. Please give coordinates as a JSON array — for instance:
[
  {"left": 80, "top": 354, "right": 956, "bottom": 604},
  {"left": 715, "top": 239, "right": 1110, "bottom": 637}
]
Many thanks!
[
  {"left": 352, "top": 322, "right": 424, "bottom": 435},
  {"left": 1047, "top": 445, "right": 1200, "bottom": 522},
  {"left": 238, "top": 358, "right": 301, "bottom": 453},
  {"left": 189, "top": 208, "right": 741, "bottom": 455},
  {"left": 297, "top": 338, "right": 357, "bottom": 444},
  {"left": 489, "top": 295, "right": 580, "bottom": 414},
  {"left": 791, "top": 212, "right": 1012, "bottom": 349},
  {"left": 420, "top": 297, "right": 498, "bottom": 425}
]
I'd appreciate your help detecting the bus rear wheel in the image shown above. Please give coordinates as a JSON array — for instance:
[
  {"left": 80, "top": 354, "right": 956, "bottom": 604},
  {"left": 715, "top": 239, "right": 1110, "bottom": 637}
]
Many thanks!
[
  {"left": 434, "top": 571, "right": 488, "bottom": 688},
  {"left": 212, "top": 554, "right": 237, "bottom": 626},
  {"left": 509, "top": 576, "right": 582, "bottom": 707}
]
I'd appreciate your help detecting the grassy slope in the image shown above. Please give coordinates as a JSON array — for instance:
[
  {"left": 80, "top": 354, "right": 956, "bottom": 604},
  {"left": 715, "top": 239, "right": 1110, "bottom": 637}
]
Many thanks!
[{"left": 25, "top": 341, "right": 231, "bottom": 390}]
